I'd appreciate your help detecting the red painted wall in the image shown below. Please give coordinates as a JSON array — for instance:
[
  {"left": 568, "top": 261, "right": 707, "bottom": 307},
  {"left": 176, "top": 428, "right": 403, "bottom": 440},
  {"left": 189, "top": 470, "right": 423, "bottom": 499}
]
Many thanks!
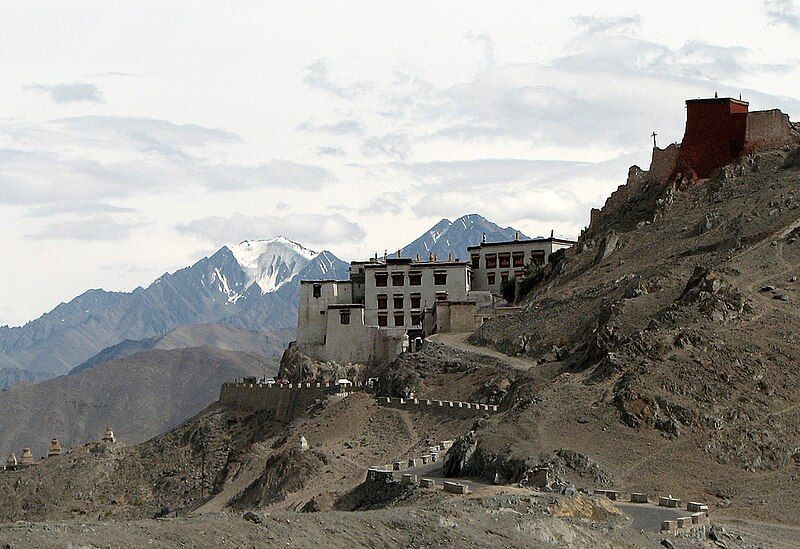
[{"left": 678, "top": 98, "right": 748, "bottom": 179}]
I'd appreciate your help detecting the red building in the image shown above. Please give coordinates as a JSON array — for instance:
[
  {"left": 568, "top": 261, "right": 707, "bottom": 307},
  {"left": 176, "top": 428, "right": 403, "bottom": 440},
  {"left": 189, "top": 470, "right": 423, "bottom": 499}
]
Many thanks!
[{"left": 678, "top": 97, "right": 749, "bottom": 179}]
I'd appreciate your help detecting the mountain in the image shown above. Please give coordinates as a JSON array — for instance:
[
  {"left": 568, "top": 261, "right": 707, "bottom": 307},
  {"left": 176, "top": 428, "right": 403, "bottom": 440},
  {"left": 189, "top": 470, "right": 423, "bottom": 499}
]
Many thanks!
[
  {"left": 0, "top": 366, "right": 38, "bottom": 391},
  {"left": 0, "top": 346, "right": 278, "bottom": 458},
  {"left": 397, "top": 214, "right": 527, "bottom": 261},
  {"left": 0, "top": 237, "right": 349, "bottom": 380},
  {"left": 69, "top": 323, "right": 292, "bottom": 375}
]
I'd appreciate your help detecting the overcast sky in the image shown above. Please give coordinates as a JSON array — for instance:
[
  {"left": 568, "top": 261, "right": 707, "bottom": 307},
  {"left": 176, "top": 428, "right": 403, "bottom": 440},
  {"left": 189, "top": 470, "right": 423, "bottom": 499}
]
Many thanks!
[{"left": 2, "top": 1, "right": 800, "bottom": 326}]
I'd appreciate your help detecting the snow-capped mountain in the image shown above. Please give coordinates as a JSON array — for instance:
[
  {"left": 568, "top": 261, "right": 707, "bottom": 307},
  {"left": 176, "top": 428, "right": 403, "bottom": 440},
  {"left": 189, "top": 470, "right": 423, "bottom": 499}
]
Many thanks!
[
  {"left": 0, "top": 238, "right": 349, "bottom": 380},
  {"left": 397, "top": 214, "right": 526, "bottom": 261},
  {"left": 230, "top": 237, "right": 318, "bottom": 294}
]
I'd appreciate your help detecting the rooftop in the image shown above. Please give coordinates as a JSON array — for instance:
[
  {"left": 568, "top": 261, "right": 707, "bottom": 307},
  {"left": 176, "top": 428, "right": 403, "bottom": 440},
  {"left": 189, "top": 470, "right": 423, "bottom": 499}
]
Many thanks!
[{"left": 466, "top": 236, "right": 576, "bottom": 251}]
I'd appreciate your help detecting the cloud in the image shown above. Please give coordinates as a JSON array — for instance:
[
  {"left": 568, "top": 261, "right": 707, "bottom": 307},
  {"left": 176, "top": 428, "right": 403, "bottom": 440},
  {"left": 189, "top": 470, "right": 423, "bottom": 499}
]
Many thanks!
[
  {"left": 25, "top": 202, "right": 137, "bottom": 218},
  {"left": 357, "top": 192, "right": 405, "bottom": 216},
  {"left": 24, "top": 82, "right": 104, "bottom": 103},
  {"left": 315, "top": 145, "right": 346, "bottom": 157},
  {"left": 177, "top": 212, "right": 365, "bottom": 248},
  {"left": 361, "top": 132, "right": 411, "bottom": 161},
  {"left": 765, "top": 0, "right": 800, "bottom": 29},
  {"left": 297, "top": 119, "right": 364, "bottom": 135},
  {"left": 376, "top": 20, "right": 798, "bottom": 152},
  {"left": 465, "top": 31, "right": 495, "bottom": 70},
  {"left": 0, "top": 116, "right": 337, "bottom": 208},
  {"left": 27, "top": 215, "right": 143, "bottom": 241},
  {"left": 302, "top": 59, "right": 370, "bottom": 99}
]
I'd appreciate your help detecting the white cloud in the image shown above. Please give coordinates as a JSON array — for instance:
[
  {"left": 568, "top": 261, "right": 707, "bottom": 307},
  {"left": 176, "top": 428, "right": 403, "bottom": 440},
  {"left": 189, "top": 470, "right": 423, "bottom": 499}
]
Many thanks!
[
  {"left": 24, "top": 82, "right": 104, "bottom": 103},
  {"left": 765, "top": 0, "right": 800, "bottom": 29},
  {"left": 177, "top": 212, "right": 365, "bottom": 249},
  {"left": 28, "top": 215, "right": 143, "bottom": 241}
]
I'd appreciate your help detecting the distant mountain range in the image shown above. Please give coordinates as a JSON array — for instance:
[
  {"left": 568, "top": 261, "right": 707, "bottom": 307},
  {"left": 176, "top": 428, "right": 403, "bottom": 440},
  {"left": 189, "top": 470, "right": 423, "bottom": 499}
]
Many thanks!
[
  {"left": 0, "top": 215, "right": 525, "bottom": 385},
  {"left": 396, "top": 214, "right": 526, "bottom": 261},
  {"left": 0, "top": 346, "right": 278, "bottom": 457},
  {"left": 0, "top": 237, "right": 348, "bottom": 381},
  {"left": 69, "top": 323, "right": 292, "bottom": 376}
]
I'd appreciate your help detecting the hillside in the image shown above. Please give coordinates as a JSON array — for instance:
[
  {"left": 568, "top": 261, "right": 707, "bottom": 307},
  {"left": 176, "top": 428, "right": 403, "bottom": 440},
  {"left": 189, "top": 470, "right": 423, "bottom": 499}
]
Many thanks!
[
  {"left": 461, "top": 145, "right": 800, "bottom": 523},
  {"left": 0, "top": 346, "right": 278, "bottom": 458},
  {"left": 69, "top": 323, "right": 291, "bottom": 375}
]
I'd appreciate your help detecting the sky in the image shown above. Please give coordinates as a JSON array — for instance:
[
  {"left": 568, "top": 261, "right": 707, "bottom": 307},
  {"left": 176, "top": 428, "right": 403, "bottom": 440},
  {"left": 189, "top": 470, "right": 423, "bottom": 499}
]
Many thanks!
[{"left": 2, "top": 1, "right": 800, "bottom": 327}]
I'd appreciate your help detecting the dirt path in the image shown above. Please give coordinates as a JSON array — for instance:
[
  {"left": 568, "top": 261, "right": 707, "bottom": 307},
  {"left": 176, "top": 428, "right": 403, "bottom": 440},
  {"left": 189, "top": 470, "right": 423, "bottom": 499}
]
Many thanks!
[{"left": 426, "top": 333, "right": 536, "bottom": 371}]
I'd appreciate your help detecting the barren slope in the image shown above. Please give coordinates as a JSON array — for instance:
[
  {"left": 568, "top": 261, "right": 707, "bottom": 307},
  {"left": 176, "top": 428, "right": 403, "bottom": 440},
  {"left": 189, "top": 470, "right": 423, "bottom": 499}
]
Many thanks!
[{"left": 464, "top": 148, "right": 800, "bottom": 523}]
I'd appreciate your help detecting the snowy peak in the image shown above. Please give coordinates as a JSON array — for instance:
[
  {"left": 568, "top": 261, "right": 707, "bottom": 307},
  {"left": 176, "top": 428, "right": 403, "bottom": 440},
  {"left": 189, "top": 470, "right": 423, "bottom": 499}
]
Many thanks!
[{"left": 229, "top": 237, "right": 318, "bottom": 294}]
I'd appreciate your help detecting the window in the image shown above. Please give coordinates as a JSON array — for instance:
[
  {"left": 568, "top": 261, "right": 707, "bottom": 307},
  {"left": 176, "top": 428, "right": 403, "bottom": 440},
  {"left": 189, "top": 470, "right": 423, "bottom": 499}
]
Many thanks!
[
  {"left": 377, "top": 314, "right": 388, "bottom": 327},
  {"left": 409, "top": 271, "right": 422, "bottom": 286},
  {"left": 377, "top": 294, "right": 388, "bottom": 309},
  {"left": 471, "top": 254, "right": 480, "bottom": 269},
  {"left": 394, "top": 312, "right": 405, "bottom": 326},
  {"left": 485, "top": 254, "right": 497, "bottom": 269},
  {"left": 320, "top": 310, "right": 326, "bottom": 315},
  {"left": 410, "top": 293, "right": 421, "bottom": 309},
  {"left": 339, "top": 310, "right": 351, "bottom": 325},
  {"left": 531, "top": 251, "right": 545, "bottom": 266},
  {"left": 512, "top": 252, "right": 524, "bottom": 268},
  {"left": 393, "top": 294, "right": 404, "bottom": 309},
  {"left": 500, "top": 272, "right": 509, "bottom": 284},
  {"left": 435, "top": 291, "right": 448, "bottom": 301},
  {"left": 499, "top": 253, "right": 511, "bottom": 268},
  {"left": 514, "top": 270, "right": 524, "bottom": 280},
  {"left": 411, "top": 313, "right": 422, "bottom": 326},
  {"left": 433, "top": 271, "right": 447, "bottom": 285},
  {"left": 312, "top": 283, "right": 322, "bottom": 298},
  {"left": 391, "top": 272, "right": 405, "bottom": 286},
  {"left": 487, "top": 273, "right": 496, "bottom": 285},
  {"left": 375, "top": 272, "right": 388, "bottom": 287}
]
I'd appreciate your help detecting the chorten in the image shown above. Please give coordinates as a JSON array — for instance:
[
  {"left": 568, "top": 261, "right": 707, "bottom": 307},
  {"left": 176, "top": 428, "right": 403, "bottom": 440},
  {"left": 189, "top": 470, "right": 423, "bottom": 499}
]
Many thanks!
[
  {"left": 20, "top": 448, "right": 34, "bottom": 466},
  {"left": 6, "top": 452, "right": 17, "bottom": 468},
  {"left": 48, "top": 438, "right": 62, "bottom": 457},
  {"left": 102, "top": 427, "right": 116, "bottom": 443}
]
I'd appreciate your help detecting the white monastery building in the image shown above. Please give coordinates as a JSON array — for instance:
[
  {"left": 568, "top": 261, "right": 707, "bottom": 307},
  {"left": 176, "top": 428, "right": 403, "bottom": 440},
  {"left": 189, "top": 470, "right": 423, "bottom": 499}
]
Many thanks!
[{"left": 296, "top": 234, "right": 575, "bottom": 365}]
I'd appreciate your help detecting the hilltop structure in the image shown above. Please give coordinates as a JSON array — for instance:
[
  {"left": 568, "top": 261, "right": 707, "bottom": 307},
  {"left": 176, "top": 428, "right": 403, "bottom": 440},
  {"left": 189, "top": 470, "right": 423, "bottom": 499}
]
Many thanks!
[{"left": 678, "top": 97, "right": 796, "bottom": 178}]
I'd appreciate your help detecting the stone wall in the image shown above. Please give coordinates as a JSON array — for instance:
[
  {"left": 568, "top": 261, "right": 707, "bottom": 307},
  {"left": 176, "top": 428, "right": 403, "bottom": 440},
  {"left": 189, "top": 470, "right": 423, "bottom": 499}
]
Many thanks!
[{"left": 218, "top": 382, "right": 329, "bottom": 422}]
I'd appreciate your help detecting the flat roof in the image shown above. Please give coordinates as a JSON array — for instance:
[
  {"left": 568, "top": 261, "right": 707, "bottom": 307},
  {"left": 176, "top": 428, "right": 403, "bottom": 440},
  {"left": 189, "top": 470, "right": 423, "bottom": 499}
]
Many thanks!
[
  {"left": 466, "top": 237, "right": 575, "bottom": 251},
  {"left": 327, "top": 303, "right": 364, "bottom": 309},
  {"left": 300, "top": 279, "right": 351, "bottom": 284},
  {"left": 363, "top": 261, "right": 469, "bottom": 269},
  {"left": 685, "top": 97, "right": 749, "bottom": 106}
]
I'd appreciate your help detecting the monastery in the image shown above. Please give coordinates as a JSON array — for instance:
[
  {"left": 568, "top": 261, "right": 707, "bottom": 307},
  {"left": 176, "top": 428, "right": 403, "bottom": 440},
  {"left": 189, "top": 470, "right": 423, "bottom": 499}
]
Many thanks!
[{"left": 296, "top": 234, "right": 574, "bottom": 365}]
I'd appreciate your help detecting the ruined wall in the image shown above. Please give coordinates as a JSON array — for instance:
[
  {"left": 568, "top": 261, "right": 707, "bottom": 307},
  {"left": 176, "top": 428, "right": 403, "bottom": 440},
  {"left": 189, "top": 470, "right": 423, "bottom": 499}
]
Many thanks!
[{"left": 745, "top": 109, "right": 797, "bottom": 151}]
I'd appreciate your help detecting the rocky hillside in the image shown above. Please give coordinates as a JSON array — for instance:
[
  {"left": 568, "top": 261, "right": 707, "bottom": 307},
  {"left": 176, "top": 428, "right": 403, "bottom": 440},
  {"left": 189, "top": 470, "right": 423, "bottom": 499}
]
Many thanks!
[
  {"left": 0, "top": 346, "right": 278, "bottom": 458},
  {"left": 461, "top": 143, "right": 800, "bottom": 523}
]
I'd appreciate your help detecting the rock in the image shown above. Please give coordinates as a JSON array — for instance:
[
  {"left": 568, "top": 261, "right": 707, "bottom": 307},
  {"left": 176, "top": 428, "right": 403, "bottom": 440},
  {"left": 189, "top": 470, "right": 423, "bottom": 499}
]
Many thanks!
[
  {"left": 577, "top": 416, "right": 590, "bottom": 424},
  {"left": 243, "top": 511, "right": 262, "bottom": 524},
  {"left": 443, "top": 431, "right": 478, "bottom": 477},
  {"left": 660, "top": 539, "right": 676, "bottom": 549}
]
